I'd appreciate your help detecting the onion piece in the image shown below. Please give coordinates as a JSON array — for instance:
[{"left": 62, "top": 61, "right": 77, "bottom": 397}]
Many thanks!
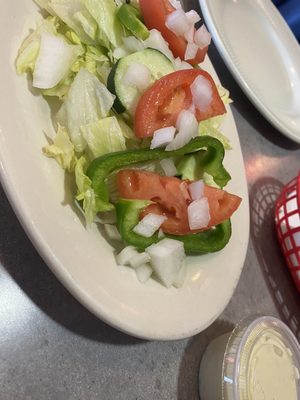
[
  {"left": 165, "top": 9, "right": 191, "bottom": 37},
  {"left": 189, "top": 180, "right": 204, "bottom": 200},
  {"left": 184, "top": 42, "right": 198, "bottom": 61},
  {"left": 187, "top": 198, "right": 211, "bottom": 230},
  {"left": 194, "top": 24, "right": 212, "bottom": 49},
  {"left": 116, "top": 246, "right": 139, "bottom": 265},
  {"left": 190, "top": 75, "right": 213, "bottom": 112},
  {"left": 135, "top": 264, "right": 153, "bottom": 283},
  {"left": 150, "top": 126, "right": 176, "bottom": 149},
  {"left": 185, "top": 10, "right": 201, "bottom": 25},
  {"left": 176, "top": 109, "right": 198, "bottom": 136},
  {"left": 123, "top": 62, "right": 151, "bottom": 91},
  {"left": 168, "top": 0, "right": 182, "bottom": 10},
  {"left": 129, "top": 252, "right": 151, "bottom": 269},
  {"left": 160, "top": 158, "right": 177, "bottom": 176},
  {"left": 184, "top": 25, "right": 195, "bottom": 43},
  {"left": 174, "top": 57, "right": 193, "bottom": 71},
  {"left": 146, "top": 239, "right": 186, "bottom": 288},
  {"left": 133, "top": 213, "right": 167, "bottom": 238},
  {"left": 33, "top": 32, "right": 80, "bottom": 89}
]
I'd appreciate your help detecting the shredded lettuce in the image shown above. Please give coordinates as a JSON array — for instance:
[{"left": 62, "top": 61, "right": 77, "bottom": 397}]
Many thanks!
[
  {"left": 81, "top": 116, "right": 126, "bottom": 160},
  {"left": 198, "top": 120, "right": 232, "bottom": 150},
  {"left": 56, "top": 68, "right": 115, "bottom": 152},
  {"left": 75, "top": 156, "right": 97, "bottom": 224},
  {"left": 15, "top": 18, "right": 58, "bottom": 74},
  {"left": 43, "top": 124, "right": 77, "bottom": 171}
]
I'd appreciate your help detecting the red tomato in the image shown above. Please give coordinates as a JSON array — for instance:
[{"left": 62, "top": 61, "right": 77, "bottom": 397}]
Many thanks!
[
  {"left": 134, "top": 69, "right": 226, "bottom": 138},
  {"left": 139, "top": 0, "right": 208, "bottom": 65},
  {"left": 117, "top": 170, "right": 241, "bottom": 235}
]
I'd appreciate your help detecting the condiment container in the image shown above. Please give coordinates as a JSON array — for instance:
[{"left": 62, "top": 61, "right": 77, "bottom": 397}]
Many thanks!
[{"left": 199, "top": 315, "right": 300, "bottom": 400}]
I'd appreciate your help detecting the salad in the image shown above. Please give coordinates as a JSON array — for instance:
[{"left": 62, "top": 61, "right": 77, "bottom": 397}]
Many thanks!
[{"left": 16, "top": 0, "right": 242, "bottom": 288}]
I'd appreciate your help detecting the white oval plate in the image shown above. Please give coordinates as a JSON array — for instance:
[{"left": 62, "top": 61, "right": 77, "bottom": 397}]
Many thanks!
[
  {"left": 0, "top": 0, "right": 249, "bottom": 340},
  {"left": 200, "top": 0, "right": 300, "bottom": 144}
]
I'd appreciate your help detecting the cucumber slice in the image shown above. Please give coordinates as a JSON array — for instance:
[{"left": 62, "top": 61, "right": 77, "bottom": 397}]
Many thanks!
[{"left": 107, "top": 48, "right": 174, "bottom": 114}]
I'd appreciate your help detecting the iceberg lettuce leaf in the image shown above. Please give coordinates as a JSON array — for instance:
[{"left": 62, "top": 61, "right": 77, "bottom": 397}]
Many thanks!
[
  {"left": 75, "top": 156, "right": 97, "bottom": 224},
  {"left": 56, "top": 68, "right": 115, "bottom": 152},
  {"left": 81, "top": 116, "right": 126, "bottom": 160},
  {"left": 43, "top": 124, "right": 77, "bottom": 171}
]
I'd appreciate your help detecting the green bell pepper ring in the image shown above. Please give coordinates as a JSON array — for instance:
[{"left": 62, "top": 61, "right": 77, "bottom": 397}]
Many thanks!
[
  {"left": 116, "top": 4, "right": 150, "bottom": 40},
  {"left": 116, "top": 199, "right": 232, "bottom": 253},
  {"left": 86, "top": 136, "right": 231, "bottom": 212}
]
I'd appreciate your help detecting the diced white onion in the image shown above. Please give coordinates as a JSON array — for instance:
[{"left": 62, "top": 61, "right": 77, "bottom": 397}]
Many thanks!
[
  {"left": 124, "top": 62, "right": 151, "bottom": 90},
  {"left": 187, "top": 198, "right": 211, "bottom": 230},
  {"left": 104, "top": 224, "right": 122, "bottom": 241},
  {"left": 185, "top": 10, "right": 201, "bottom": 25},
  {"left": 135, "top": 264, "right": 153, "bottom": 283},
  {"left": 184, "top": 42, "right": 198, "bottom": 61},
  {"left": 33, "top": 32, "right": 80, "bottom": 89},
  {"left": 174, "top": 57, "right": 193, "bottom": 71},
  {"left": 190, "top": 75, "right": 213, "bottom": 112},
  {"left": 123, "top": 36, "right": 145, "bottom": 53},
  {"left": 150, "top": 126, "right": 176, "bottom": 149},
  {"left": 116, "top": 246, "right": 139, "bottom": 266},
  {"left": 160, "top": 158, "right": 177, "bottom": 176},
  {"left": 189, "top": 180, "right": 204, "bottom": 200},
  {"left": 144, "top": 29, "right": 175, "bottom": 63},
  {"left": 129, "top": 252, "right": 151, "bottom": 269},
  {"left": 165, "top": 9, "right": 191, "bottom": 37},
  {"left": 168, "top": 0, "right": 182, "bottom": 10},
  {"left": 184, "top": 26, "right": 195, "bottom": 43},
  {"left": 176, "top": 109, "right": 198, "bottom": 136},
  {"left": 133, "top": 213, "right": 167, "bottom": 238},
  {"left": 194, "top": 24, "right": 212, "bottom": 49},
  {"left": 146, "top": 239, "right": 186, "bottom": 288},
  {"left": 167, "top": 109, "right": 198, "bottom": 150}
]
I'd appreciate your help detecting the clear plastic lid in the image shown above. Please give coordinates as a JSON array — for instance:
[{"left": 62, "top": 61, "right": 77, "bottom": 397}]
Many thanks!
[{"left": 222, "top": 316, "right": 300, "bottom": 400}]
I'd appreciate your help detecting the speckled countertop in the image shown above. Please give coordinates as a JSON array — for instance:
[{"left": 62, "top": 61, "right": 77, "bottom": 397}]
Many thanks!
[{"left": 1, "top": 1, "right": 300, "bottom": 399}]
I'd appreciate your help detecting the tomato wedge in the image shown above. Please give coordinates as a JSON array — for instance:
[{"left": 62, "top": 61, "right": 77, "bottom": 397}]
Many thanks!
[
  {"left": 117, "top": 170, "right": 241, "bottom": 235},
  {"left": 134, "top": 69, "right": 226, "bottom": 138},
  {"left": 139, "top": 0, "right": 208, "bottom": 65}
]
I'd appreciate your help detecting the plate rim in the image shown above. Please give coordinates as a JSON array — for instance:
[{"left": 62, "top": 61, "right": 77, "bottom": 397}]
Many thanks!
[
  {"left": 199, "top": 0, "right": 300, "bottom": 144},
  {"left": 0, "top": 1, "right": 250, "bottom": 341}
]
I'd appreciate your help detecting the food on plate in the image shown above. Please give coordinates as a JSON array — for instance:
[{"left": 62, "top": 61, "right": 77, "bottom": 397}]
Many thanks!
[{"left": 15, "top": 0, "right": 241, "bottom": 288}]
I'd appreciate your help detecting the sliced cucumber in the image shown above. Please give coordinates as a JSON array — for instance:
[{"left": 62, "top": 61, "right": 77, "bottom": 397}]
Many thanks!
[{"left": 107, "top": 48, "right": 174, "bottom": 114}]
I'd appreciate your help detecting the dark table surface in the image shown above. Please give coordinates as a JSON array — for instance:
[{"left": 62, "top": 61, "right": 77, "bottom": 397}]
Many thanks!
[{"left": 1, "top": 1, "right": 300, "bottom": 399}]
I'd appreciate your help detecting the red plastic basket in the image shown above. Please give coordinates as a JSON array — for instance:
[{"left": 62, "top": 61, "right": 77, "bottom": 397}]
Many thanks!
[{"left": 275, "top": 172, "right": 300, "bottom": 292}]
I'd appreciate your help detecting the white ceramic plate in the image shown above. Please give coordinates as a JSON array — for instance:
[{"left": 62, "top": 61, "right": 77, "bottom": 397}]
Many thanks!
[
  {"left": 0, "top": 0, "right": 249, "bottom": 340},
  {"left": 200, "top": 0, "right": 300, "bottom": 144}
]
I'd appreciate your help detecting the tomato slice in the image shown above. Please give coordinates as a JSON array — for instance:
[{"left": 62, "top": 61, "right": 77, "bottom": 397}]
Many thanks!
[
  {"left": 117, "top": 170, "right": 241, "bottom": 235},
  {"left": 134, "top": 69, "right": 226, "bottom": 138},
  {"left": 139, "top": 0, "right": 208, "bottom": 65}
]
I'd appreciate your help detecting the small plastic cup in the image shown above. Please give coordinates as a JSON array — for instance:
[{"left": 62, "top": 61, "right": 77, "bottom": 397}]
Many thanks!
[{"left": 199, "top": 316, "right": 300, "bottom": 400}]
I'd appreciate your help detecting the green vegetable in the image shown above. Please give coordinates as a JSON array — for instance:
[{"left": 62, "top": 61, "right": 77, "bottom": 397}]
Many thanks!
[
  {"left": 35, "top": 0, "right": 125, "bottom": 49},
  {"left": 81, "top": 116, "right": 127, "bottom": 160},
  {"left": 116, "top": 4, "right": 150, "bottom": 40},
  {"left": 56, "top": 68, "right": 116, "bottom": 152},
  {"left": 116, "top": 199, "right": 232, "bottom": 253},
  {"left": 75, "top": 156, "right": 97, "bottom": 224},
  {"left": 86, "top": 136, "right": 231, "bottom": 212},
  {"left": 43, "top": 124, "right": 77, "bottom": 171}
]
